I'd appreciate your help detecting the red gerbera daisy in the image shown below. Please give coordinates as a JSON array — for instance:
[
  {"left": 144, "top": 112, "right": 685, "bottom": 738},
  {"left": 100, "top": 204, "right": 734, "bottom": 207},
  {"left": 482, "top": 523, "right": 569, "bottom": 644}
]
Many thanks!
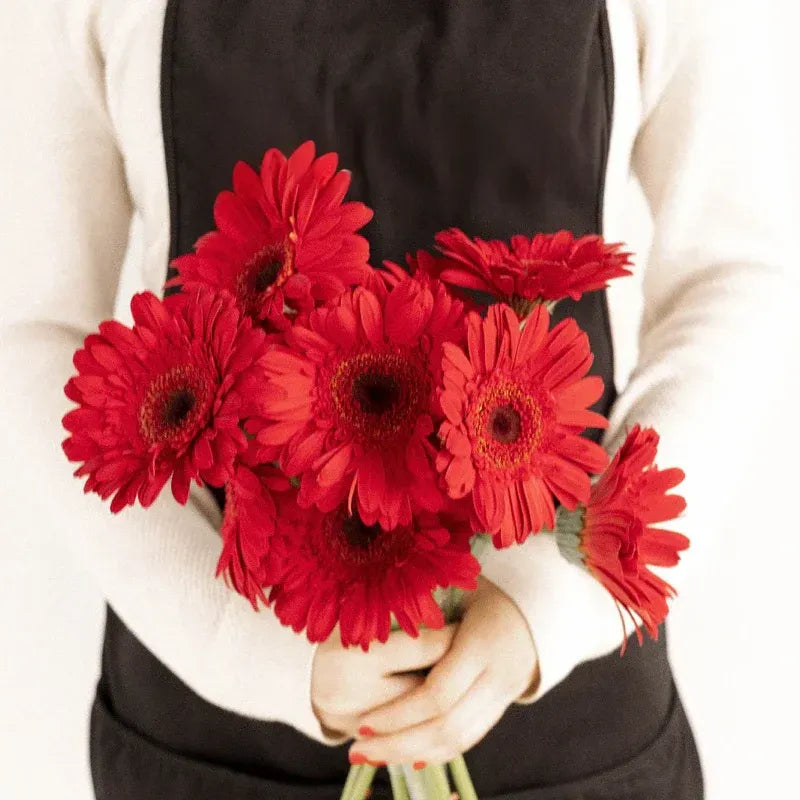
[
  {"left": 555, "top": 425, "right": 689, "bottom": 647},
  {"left": 216, "top": 460, "right": 290, "bottom": 610},
  {"left": 508, "top": 231, "right": 632, "bottom": 303},
  {"left": 253, "top": 277, "right": 466, "bottom": 529},
  {"left": 433, "top": 228, "right": 518, "bottom": 296},
  {"left": 437, "top": 303, "right": 609, "bottom": 547},
  {"left": 169, "top": 141, "right": 373, "bottom": 329},
  {"left": 379, "top": 251, "right": 483, "bottom": 315},
  {"left": 267, "top": 493, "right": 480, "bottom": 649},
  {"left": 434, "top": 228, "right": 631, "bottom": 317},
  {"left": 62, "top": 288, "right": 270, "bottom": 512}
]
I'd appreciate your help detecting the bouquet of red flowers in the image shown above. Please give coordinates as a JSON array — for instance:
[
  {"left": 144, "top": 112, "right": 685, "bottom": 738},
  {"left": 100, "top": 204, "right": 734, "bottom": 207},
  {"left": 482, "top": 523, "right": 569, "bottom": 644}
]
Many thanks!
[{"left": 62, "top": 142, "right": 689, "bottom": 800}]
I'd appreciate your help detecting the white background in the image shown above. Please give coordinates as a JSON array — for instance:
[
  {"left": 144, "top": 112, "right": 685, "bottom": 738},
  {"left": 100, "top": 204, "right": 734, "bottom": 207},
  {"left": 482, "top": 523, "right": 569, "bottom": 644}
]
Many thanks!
[{"left": 1, "top": 2, "right": 799, "bottom": 799}]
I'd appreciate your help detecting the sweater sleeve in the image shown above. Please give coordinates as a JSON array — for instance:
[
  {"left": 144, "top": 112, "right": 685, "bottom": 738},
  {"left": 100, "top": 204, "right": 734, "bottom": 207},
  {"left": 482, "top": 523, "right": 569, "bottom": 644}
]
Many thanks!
[
  {"left": 0, "top": 0, "right": 337, "bottom": 744},
  {"left": 481, "top": 0, "right": 797, "bottom": 701}
]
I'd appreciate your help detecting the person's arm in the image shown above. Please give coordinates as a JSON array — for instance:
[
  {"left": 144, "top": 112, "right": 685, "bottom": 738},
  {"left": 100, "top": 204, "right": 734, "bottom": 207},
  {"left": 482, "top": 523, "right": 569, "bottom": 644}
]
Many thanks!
[
  {"left": 0, "top": 0, "right": 333, "bottom": 742},
  {"left": 481, "top": 0, "right": 797, "bottom": 701}
]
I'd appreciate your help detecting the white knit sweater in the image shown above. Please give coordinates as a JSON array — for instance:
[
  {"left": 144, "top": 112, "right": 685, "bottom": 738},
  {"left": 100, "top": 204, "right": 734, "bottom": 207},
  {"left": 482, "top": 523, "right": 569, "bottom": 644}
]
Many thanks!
[{"left": 0, "top": 0, "right": 795, "bottom": 753}]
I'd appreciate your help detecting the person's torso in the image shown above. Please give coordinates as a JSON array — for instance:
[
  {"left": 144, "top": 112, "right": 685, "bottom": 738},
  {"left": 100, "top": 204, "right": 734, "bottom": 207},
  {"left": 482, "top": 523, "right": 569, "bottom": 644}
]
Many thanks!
[{"left": 91, "top": 2, "right": 700, "bottom": 798}]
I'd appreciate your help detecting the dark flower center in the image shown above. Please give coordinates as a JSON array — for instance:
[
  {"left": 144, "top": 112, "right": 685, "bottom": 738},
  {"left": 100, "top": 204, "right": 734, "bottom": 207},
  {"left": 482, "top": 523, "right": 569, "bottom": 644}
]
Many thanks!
[
  {"left": 352, "top": 372, "right": 402, "bottom": 415},
  {"left": 254, "top": 261, "right": 283, "bottom": 293},
  {"left": 468, "top": 377, "right": 548, "bottom": 472},
  {"left": 329, "top": 350, "right": 429, "bottom": 444},
  {"left": 341, "top": 515, "right": 382, "bottom": 550},
  {"left": 163, "top": 389, "right": 196, "bottom": 428},
  {"left": 489, "top": 404, "right": 521, "bottom": 444},
  {"left": 323, "top": 508, "right": 413, "bottom": 567},
  {"left": 138, "top": 364, "right": 214, "bottom": 449},
  {"left": 235, "top": 240, "right": 295, "bottom": 318}
]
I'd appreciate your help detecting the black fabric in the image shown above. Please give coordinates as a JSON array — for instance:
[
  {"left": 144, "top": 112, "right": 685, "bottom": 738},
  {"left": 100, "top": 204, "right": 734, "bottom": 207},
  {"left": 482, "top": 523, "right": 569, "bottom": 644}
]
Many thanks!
[
  {"left": 91, "top": 1, "right": 703, "bottom": 797},
  {"left": 92, "top": 619, "right": 701, "bottom": 800}
]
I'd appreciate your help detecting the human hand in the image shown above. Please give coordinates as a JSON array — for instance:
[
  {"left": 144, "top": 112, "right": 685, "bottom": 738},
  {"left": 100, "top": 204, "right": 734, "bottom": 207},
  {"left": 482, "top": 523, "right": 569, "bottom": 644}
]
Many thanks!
[
  {"left": 311, "top": 624, "right": 458, "bottom": 740},
  {"left": 348, "top": 577, "right": 539, "bottom": 765}
]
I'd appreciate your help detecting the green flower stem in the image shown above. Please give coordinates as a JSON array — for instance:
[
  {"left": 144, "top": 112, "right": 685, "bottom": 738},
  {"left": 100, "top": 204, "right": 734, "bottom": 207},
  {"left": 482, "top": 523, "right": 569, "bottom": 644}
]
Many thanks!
[
  {"left": 422, "top": 766, "right": 440, "bottom": 799},
  {"left": 429, "top": 764, "right": 453, "bottom": 799},
  {"left": 448, "top": 755, "right": 479, "bottom": 800},
  {"left": 349, "top": 764, "right": 377, "bottom": 800},
  {"left": 387, "top": 764, "right": 412, "bottom": 800},
  {"left": 470, "top": 533, "right": 492, "bottom": 563},
  {"left": 340, "top": 765, "right": 361, "bottom": 800},
  {"left": 402, "top": 765, "right": 429, "bottom": 800}
]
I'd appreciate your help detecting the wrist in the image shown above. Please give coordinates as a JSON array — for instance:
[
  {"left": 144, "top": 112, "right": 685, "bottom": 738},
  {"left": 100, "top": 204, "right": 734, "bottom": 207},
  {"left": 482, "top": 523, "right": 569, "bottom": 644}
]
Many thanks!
[{"left": 479, "top": 533, "right": 623, "bottom": 704}]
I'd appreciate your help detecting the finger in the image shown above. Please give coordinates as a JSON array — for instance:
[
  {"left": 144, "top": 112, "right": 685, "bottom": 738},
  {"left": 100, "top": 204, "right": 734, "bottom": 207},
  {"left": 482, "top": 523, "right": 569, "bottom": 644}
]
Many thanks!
[
  {"left": 351, "top": 671, "right": 505, "bottom": 766},
  {"left": 354, "top": 673, "right": 426, "bottom": 716},
  {"left": 358, "top": 632, "right": 484, "bottom": 734},
  {"left": 319, "top": 672, "right": 424, "bottom": 719},
  {"left": 320, "top": 673, "right": 425, "bottom": 737},
  {"left": 367, "top": 624, "right": 458, "bottom": 675}
]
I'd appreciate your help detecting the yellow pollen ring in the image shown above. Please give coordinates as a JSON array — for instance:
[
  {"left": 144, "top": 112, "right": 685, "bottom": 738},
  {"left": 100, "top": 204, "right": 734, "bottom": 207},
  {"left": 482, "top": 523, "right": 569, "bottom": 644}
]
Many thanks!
[{"left": 469, "top": 377, "right": 545, "bottom": 471}]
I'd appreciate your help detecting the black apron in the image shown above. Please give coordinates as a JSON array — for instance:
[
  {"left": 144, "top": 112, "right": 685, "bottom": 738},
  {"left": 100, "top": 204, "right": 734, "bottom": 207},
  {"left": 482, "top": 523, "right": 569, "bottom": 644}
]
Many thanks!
[{"left": 90, "top": 2, "right": 703, "bottom": 798}]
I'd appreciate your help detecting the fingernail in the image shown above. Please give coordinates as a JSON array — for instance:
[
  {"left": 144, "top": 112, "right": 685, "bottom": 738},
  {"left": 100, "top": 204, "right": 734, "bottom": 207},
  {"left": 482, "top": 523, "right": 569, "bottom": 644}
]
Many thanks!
[
  {"left": 413, "top": 761, "right": 427, "bottom": 770},
  {"left": 349, "top": 752, "right": 368, "bottom": 765},
  {"left": 368, "top": 759, "right": 386, "bottom": 767},
  {"left": 358, "top": 726, "right": 376, "bottom": 737}
]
